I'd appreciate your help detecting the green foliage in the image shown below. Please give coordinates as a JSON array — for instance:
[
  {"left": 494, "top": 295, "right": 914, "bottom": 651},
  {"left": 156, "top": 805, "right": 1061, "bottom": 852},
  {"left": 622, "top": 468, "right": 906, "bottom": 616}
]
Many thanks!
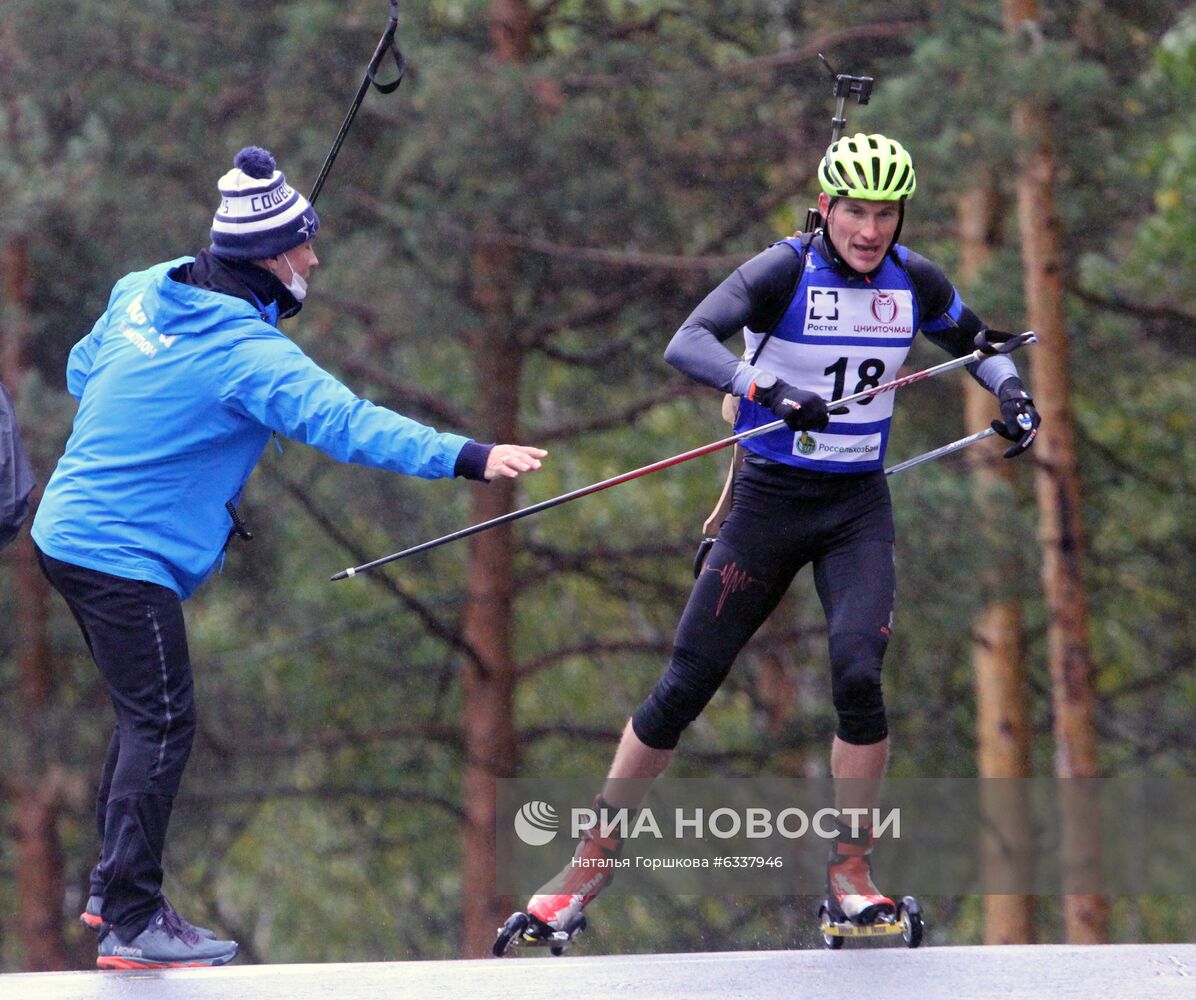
[{"left": 1089, "top": 8, "right": 1196, "bottom": 300}]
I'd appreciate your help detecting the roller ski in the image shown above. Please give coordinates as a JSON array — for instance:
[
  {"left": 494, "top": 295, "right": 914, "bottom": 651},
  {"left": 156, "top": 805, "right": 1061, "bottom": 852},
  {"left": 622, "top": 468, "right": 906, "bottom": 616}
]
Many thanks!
[
  {"left": 818, "top": 893, "right": 924, "bottom": 950},
  {"left": 492, "top": 910, "right": 589, "bottom": 958},
  {"left": 817, "top": 822, "right": 923, "bottom": 949},
  {"left": 493, "top": 798, "right": 622, "bottom": 957}
]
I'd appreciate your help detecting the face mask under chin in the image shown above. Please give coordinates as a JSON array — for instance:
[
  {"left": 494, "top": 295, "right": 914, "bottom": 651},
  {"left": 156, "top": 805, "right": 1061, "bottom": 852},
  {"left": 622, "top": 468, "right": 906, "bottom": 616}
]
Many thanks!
[{"left": 281, "top": 252, "right": 308, "bottom": 302}]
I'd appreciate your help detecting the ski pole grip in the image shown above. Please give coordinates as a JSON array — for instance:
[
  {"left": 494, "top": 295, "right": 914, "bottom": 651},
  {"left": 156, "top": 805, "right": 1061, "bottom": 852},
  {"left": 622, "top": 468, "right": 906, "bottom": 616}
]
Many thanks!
[{"left": 974, "top": 329, "right": 1038, "bottom": 356}]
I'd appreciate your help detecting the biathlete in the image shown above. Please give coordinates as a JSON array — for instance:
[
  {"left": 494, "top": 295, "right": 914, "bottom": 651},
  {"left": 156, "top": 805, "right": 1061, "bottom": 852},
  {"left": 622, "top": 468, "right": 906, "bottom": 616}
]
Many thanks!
[{"left": 517, "top": 132, "right": 1039, "bottom": 943}]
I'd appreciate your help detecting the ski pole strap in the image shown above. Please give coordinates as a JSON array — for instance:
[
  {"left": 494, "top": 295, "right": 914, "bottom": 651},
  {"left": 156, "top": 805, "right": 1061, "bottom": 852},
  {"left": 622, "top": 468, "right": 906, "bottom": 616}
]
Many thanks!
[
  {"left": 368, "top": 0, "right": 406, "bottom": 94},
  {"left": 975, "top": 329, "right": 1037, "bottom": 355},
  {"left": 309, "top": 0, "right": 407, "bottom": 205}
]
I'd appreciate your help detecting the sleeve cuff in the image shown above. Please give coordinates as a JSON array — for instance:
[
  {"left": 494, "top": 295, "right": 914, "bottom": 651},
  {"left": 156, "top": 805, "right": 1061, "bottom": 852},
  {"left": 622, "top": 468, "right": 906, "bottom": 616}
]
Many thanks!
[
  {"left": 454, "top": 441, "right": 494, "bottom": 482},
  {"left": 998, "top": 375, "right": 1028, "bottom": 401},
  {"left": 731, "top": 363, "right": 763, "bottom": 399}
]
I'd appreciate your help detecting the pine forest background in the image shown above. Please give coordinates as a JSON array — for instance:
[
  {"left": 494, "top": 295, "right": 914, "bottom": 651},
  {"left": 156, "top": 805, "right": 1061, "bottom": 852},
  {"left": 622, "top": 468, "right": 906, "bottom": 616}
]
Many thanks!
[{"left": 3, "top": 0, "right": 1196, "bottom": 970}]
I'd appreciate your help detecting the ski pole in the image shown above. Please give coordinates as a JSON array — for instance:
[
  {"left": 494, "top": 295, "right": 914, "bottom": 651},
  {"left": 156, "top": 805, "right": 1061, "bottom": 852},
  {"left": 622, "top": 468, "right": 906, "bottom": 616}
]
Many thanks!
[
  {"left": 330, "top": 332, "right": 1034, "bottom": 581},
  {"left": 309, "top": 0, "right": 406, "bottom": 205},
  {"left": 731, "top": 330, "right": 1035, "bottom": 450},
  {"left": 885, "top": 427, "right": 997, "bottom": 477},
  {"left": 690, "top": 425, "right": 1002, "bottom": 579}
]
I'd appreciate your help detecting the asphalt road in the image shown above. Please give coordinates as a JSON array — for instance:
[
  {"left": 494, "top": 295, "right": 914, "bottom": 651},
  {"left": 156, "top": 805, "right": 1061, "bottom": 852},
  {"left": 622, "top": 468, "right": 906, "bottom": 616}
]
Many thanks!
[{"left": 4, "top": 944, "right": 1195, "bottom": 1000}]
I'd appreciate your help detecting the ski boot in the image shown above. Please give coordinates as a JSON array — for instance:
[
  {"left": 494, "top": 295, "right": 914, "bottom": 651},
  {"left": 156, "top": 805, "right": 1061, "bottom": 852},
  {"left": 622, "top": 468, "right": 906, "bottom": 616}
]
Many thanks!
[
  {"left": 493, "top": 797, "right": 624, "bottom": 957},
  {"left": 818, "top": 822, "right": 923, "bottom": 948},
  {"left": 826, "top": 822, "right": 895, "bottom": 925}
]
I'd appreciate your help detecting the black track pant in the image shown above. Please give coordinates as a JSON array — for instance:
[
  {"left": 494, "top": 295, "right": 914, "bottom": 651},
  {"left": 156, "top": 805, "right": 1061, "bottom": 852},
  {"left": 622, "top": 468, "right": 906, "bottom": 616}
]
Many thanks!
[
  {"left": 633, "top": 460, "right": 896, "bottom": 750},
  {"left": 37, "top": 548, "right": 195, "bottom": 939}
]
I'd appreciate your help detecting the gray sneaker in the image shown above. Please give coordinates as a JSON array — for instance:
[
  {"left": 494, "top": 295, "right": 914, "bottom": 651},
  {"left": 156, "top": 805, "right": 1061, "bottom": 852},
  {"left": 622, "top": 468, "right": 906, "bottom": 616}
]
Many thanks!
[
  {"left": 97, "top": 907, "right": 237, "bottom": 969},
  {"left": 80, "top": 895, "right": 105, "bottom": 932},
  {"left": 82, "top": 894, "right": 217, "bottom": 939}
]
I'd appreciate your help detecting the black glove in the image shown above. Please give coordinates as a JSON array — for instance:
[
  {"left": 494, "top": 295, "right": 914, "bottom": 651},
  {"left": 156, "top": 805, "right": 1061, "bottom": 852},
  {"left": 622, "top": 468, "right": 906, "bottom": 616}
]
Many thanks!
[
  {"left": 992, "top": 378, "right": 1041, "bottom": 458},
  {"left": 748, "top": 373, "right": 830, "bottom": 432}
]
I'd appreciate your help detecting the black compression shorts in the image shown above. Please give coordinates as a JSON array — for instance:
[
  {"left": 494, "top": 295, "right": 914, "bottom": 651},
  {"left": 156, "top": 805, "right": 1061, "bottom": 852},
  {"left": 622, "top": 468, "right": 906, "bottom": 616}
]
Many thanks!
[{"left": 632, "top": 459, "right": 895, "bottom": 748}]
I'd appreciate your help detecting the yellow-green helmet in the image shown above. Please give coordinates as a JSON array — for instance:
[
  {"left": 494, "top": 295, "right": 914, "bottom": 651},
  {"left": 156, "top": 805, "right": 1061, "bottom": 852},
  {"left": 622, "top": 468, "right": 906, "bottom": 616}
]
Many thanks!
[{"left": 818, "top": 133, "right": 916, "bottom": 201}]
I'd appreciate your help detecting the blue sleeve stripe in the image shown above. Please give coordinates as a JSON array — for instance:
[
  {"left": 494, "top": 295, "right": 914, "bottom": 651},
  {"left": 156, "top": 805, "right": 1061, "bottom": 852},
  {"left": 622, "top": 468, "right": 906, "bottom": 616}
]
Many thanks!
[{"left": 921, "top": 290, "right": 965, "bottom": 332}]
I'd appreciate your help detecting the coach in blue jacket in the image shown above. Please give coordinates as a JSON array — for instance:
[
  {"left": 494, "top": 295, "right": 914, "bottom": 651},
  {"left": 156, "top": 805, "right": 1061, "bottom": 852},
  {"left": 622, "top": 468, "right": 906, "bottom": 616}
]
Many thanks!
[{"left": 32, "top": 147, "right": 545, "bottom": 969}]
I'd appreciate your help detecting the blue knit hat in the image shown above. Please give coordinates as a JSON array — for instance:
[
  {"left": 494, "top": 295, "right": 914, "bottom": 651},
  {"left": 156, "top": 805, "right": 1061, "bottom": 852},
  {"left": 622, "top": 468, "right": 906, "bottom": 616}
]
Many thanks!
[{"left": 209, "top": 147, "right": 320, "bottom": 260}]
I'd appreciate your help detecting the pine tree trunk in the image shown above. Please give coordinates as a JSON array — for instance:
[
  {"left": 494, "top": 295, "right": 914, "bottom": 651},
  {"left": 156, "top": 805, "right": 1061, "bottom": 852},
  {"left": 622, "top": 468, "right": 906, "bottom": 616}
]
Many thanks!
[
  {"left": 1001, "top": 0, "right": 1108, "bottom": 943},
  {"left": 3, "top": 234, "right": 69, "bottom": 971},
  {"left": 459, "top": 237, "right": 524, "bottom": 957},
  {"left": 957, "top": 180, "right": 1036, "bottom": 945},
  {"left": 458, "top": 2, "right": 535, "bottom": 955}
]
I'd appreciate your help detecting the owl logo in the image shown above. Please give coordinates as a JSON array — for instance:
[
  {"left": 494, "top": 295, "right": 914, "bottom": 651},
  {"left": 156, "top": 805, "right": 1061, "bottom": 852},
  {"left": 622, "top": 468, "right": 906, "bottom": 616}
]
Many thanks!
[{"left": 871, "top": 291, "right": 898, "bottom": 325}]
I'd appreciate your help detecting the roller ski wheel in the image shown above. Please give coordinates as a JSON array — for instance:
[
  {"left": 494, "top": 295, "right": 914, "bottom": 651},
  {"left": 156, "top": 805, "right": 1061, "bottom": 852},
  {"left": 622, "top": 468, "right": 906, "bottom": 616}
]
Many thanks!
[
  {"left": 817, "top": 905, "right": 844, "bottom": 950},
  {"left": 817, "top": 895, "right": 924, "bottom": 949},
  {"left": 492, "top": 911, "right": 529, "bottom": 957},
  {"left": 492, "top": 911, "right": 588, "bottom": 958},
  {"left": 898, "top": 896, "right": 924, "bottom": 948}
]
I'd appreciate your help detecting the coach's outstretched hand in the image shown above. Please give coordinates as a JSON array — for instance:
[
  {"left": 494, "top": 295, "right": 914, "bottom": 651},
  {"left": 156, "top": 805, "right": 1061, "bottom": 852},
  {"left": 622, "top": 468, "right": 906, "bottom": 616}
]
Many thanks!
[{"left": 485, "top": 444, "right": 548, "bottom": 480}]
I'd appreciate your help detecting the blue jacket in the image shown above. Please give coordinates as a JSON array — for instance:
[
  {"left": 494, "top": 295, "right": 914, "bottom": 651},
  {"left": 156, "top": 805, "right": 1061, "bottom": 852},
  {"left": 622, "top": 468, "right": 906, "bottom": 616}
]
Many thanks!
[{"left": 33, "top": 258, "right": 473, "bottom": 598}]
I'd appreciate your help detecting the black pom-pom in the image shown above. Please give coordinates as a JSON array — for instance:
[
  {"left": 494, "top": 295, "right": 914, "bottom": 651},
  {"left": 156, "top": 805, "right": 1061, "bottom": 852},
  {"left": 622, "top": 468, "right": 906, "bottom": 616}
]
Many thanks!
[{"left": 234, "top": 146, "right": 276, "bottom": 179}]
